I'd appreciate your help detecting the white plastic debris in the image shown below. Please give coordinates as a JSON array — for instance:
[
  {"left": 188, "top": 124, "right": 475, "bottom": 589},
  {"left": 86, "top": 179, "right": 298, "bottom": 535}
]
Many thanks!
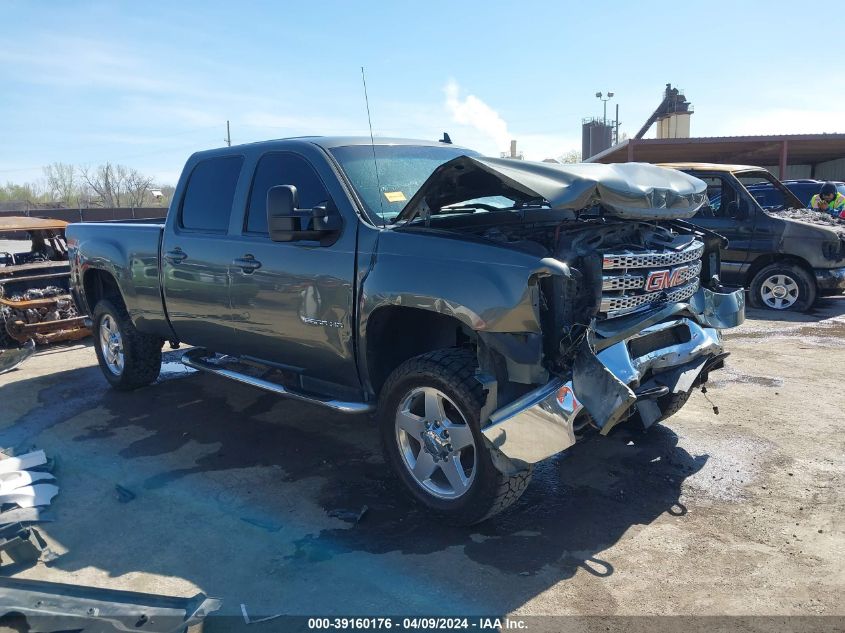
[
  {"left": 0, "top": 470, "right": 55, "bottom": 494},
  {"left": 0, "top": 450, "right": 47, "bottom": 474},
  {"left": 0, "top": 483, "right": 59, "bottom": 508}
]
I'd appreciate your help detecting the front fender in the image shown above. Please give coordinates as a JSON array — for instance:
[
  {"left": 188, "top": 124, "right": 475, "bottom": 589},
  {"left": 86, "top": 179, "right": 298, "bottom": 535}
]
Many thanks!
[{"left": 360, "top": 229, "right": 555, "bottom": 333}]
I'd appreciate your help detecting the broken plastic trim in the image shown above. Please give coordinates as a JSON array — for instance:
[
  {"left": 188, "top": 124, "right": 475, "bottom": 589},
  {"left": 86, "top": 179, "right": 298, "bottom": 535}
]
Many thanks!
[{"left": 0, "top": 577, "right": 220, "bottom": 633}]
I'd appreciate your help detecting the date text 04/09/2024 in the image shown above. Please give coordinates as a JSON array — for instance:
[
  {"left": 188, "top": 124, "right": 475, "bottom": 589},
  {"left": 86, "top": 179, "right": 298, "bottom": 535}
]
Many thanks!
[{"left": 307, "top": 617, "right": 528, "bottom": 630}]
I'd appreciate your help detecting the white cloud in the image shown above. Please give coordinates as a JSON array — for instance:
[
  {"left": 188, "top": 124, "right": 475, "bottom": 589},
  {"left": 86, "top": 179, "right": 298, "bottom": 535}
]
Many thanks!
[
  {"left": 442, "top": 80, "right": 581, "bottom": 160},
  {"left": 444, "top": 80, "right": 512, "bottom": 153}
]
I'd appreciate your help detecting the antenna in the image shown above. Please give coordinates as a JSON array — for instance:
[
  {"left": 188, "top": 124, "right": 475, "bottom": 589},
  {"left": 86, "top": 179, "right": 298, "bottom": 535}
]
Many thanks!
[{"left": 361, "top": 66, "right": 386, "bottom": 225}]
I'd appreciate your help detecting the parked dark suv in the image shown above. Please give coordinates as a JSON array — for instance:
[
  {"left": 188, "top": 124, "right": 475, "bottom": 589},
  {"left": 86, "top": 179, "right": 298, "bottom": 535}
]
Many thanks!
[{"left": 661, "top": 163, "right": 845, "bottom": 311}]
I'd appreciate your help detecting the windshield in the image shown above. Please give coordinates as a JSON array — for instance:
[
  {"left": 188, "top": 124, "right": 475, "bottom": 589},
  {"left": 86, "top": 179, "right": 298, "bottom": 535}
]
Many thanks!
[
  {"left": 735, "top": 171, "right": 804, "bottom": 211},
  {"left": 329, "top": 144, "right": 482, "bottom": 223}
]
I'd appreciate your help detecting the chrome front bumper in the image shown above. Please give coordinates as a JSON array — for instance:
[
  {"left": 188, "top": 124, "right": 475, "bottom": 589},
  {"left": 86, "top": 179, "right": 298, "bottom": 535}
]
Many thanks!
[{"left": 482, "top": 286, "right": 745, "bottom": 467}]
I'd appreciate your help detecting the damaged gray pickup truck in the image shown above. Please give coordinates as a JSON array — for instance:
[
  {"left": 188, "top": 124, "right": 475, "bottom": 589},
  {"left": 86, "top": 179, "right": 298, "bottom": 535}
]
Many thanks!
[{"left": 67, "top": 138, "right": 744, "bottom": 524}]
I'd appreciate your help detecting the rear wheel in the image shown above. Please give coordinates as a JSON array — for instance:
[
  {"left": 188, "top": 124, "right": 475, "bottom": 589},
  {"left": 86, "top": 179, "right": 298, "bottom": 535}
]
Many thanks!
[
  {"left": 749, "top": 263, "right": 816, "bottom": 311},
  {"left": 93, "top": 298, "right": 163, "bottom": 390},
  {"left": 378, "top": 349, "right": 533, "bottom": 525},
  {"left": 655, "top": 388, "right": 693, "bottom": 421}
]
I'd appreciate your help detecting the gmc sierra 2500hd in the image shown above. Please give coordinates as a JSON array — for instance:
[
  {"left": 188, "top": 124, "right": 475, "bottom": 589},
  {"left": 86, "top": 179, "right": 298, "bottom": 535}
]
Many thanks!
[{"left": 67, "top": 138, "right": 745, "bottom": 524}]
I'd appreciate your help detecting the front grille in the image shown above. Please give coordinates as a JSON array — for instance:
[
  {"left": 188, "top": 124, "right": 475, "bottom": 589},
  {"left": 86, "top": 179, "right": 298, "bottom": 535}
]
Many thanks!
[
  {"left": 602, "top": 260, "right": 702, "bottom": 291},
  {"left": 600, "top": 279, "right": 700, "bottom": 316},
  {"left": 602, "top": 241, "right": 704, "bottom": 269},
  {"left": 600, "top": 239, "right": 704, "bottom": 319}
]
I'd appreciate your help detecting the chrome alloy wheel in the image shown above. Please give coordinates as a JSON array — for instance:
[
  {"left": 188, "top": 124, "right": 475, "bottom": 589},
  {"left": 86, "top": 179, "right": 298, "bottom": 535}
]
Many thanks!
[
  {"left": 760, "top": 274, "right": 799, "bottom": 309},
  {"left": 99, "top": 314, "right": 125, "bottom": 376},
  {"left": 395, "top": 387, "right": 477, "bottom": 500}
]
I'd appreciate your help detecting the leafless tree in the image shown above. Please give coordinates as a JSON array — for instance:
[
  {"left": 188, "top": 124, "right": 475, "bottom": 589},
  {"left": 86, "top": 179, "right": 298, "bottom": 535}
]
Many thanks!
[
  {"left": 81, "top": 163, "right": 119, "bottom": 207},
  {"left": 43, "top": 162, "right": 76, "bottom": 205},
  {"left": 558, "top": 149, "right": 582, "bottom": 164},
  {"left": 125, "top": 168, "right": 154, "bottom": 207},
  {"left": 80, "top": 163, "right": 154, "bottom": 207}
]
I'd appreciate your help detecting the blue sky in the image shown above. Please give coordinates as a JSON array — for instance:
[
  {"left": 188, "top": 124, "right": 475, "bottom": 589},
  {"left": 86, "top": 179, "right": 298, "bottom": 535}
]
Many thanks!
[{"left": 2, "top": 0, "right": 843, "bottom": 185}]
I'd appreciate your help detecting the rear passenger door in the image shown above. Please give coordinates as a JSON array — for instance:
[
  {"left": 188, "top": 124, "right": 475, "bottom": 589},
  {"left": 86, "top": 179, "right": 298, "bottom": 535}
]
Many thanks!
[{"left": 161, "top": 155, "right": 245, "bottom": 353}]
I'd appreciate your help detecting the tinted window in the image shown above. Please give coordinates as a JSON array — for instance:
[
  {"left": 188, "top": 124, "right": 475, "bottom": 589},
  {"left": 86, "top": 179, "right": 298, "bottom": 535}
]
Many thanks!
[
  {"left": 735, "top": 172, "right": 803, "bottom": 210},
  {"left": 181, "top": 156, "right": 244, "bottom": 232},
  {"left": 246, "top": 153, "right": 330, "bottom": 234},
  {"left": 746, "top": 185, "right": 783, "bottom": 209},
  {"left": 695, "top": 176, "right": 736, "bottom": 218}
]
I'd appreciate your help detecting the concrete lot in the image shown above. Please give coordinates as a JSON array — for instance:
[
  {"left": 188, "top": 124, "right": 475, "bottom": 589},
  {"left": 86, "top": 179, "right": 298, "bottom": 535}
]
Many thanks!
[{"left": 1, "top": 298, "right": 843, "bottom": 620}]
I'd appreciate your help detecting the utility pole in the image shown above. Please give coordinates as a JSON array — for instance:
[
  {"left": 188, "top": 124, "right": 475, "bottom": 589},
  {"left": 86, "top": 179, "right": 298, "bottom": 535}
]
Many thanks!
[
  {"left": 595, "top": 91, "right": 614, "bottom": 126},
  {"left": 225, "top": 120, "right": 231, "bottom": 147},
  {"left": 615, "top": 103, "right": 620, "bottom": 145}
]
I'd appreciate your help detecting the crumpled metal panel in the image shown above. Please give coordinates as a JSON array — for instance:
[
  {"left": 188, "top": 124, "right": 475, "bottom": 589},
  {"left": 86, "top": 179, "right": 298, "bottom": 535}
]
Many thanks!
[
  {"left": 0, "top": 340, "right": 35, "bottom": 375},
  {"left": 482, "top": 379, "right": 581, "bottom": 466},
  {"left": 482, "top": 313, "right": 736, "bottom": 465},
  {"left": 397, "top": 156, "right": 707, "bottom": 222},
  {"left": 687, "top": 286, "right": 746, "bottom": 330}
]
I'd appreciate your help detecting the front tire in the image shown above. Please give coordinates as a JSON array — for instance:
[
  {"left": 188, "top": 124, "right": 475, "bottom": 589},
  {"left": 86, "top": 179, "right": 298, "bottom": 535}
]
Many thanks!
[
  {"left": 749, "top": 263, "right": 816, "bottom": 311},
  {"left": 378, "top": 348, "right": 533, "bottom": 525},
  {"left": 93, "top": 298, "right": 163, "bottom": 391}
]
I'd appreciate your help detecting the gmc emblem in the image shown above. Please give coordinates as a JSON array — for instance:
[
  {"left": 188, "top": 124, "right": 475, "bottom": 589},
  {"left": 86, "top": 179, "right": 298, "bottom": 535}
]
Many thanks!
[{"left": 644, "top": 265, "right": 689, "bottom": 292}]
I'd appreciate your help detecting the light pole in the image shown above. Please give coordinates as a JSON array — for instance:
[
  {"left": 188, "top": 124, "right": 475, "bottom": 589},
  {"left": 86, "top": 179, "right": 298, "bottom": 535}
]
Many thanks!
[{"left": 595, "top": 91, "right": 614, "bottom": 126}]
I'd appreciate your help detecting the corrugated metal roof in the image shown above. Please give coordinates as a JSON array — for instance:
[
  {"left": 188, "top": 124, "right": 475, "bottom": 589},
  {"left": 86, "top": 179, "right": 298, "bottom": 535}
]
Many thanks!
[
  {"left": 658, "top": 162, "right": 762, "bottom": 172},
  {"left": 588, "top": 134, "right": 845, "bottom": 166}
]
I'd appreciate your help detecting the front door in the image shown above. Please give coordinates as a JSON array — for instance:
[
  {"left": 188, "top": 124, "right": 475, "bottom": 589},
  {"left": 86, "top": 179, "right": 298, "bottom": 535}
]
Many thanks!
[
  {"left": 227, "top": 151, "right": 359, "bottom": 393},
  {"left": 687, "top": 174, "right": 754, "bottom": 284}
]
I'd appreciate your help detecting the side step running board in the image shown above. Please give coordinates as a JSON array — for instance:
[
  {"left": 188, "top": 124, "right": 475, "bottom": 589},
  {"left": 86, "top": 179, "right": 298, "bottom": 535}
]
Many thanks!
[{"left": 181, "top": 348, "right": 373, "bottom": 414}]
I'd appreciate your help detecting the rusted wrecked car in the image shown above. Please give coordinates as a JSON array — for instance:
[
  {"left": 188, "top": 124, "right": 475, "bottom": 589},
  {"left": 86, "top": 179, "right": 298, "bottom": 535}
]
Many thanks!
[{"left": 0, "top": 216, "right": 90, "bottom": 372}]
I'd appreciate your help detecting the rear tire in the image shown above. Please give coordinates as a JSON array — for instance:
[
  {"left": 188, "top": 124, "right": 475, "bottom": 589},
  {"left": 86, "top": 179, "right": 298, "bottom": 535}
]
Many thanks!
[
  {"left": 92, "top": 298, "right": 163, "bottom": 391},
  {"left": 656, "top": 388, "right": 693, "bottom": 421},
  {"left": 749, "top": 263, "right": 816, "bottom": 311},
  {"left": 378, "top": 348, "right": 533, "bottom": 525}
]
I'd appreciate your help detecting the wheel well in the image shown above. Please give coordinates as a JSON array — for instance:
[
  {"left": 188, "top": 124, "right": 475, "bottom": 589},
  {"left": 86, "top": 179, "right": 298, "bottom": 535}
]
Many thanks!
[
  {"left": 83, "top": 269, "right": 122, "bottom": 312},
  {"left": 744, "top": 254, "right": 814, "bottom": 288},
  {"left": 366, "top": 307, "right": 473, "bottom": 397}
]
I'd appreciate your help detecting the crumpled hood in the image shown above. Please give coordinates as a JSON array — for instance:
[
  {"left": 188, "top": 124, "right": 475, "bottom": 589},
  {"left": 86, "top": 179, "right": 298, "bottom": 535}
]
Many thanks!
[
  {"left": 396, "top": 156, "right": 707, "bottom": 222},
  {"left": 765, "top": 208, "right": 845, "bottom": 237}
]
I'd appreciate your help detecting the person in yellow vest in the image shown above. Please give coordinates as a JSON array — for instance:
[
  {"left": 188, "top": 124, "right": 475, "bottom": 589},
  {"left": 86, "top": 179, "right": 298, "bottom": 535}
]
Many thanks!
[{"left": 810, "top": 182, "right": 845, "bottom": 218}]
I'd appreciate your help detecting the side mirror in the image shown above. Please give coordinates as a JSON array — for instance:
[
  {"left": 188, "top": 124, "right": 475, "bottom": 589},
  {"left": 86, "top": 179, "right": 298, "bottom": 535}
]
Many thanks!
[{"left": 267, "top": 185, "right": 341, "bottom": 242}]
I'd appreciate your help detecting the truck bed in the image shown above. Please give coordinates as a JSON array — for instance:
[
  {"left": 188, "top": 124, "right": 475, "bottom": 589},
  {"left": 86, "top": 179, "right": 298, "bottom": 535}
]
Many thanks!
[{"left": 67, "top": 222, "right": 171, "bottom": 337}]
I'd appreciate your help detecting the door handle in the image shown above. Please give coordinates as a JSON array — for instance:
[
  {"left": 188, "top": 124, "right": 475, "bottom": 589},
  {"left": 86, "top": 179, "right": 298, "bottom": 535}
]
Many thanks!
[
  {"left": 233, "top": 255, "right": 262, "bottom": 274},
  {"left": 164, "top": 248, "right": 187, "bottom": 264}
]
